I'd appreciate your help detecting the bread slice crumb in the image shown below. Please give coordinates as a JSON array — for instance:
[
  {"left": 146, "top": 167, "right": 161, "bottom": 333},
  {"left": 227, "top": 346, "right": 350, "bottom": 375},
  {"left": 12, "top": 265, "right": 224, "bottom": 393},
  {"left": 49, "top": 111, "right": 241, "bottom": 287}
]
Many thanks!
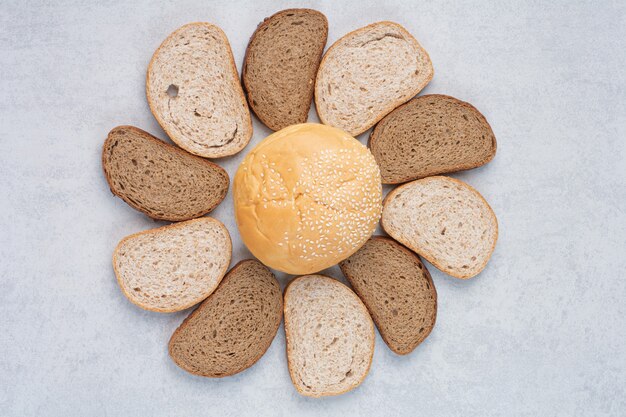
[
  {"left": 382, "top": 176, "right": 498, "bottom": 279},
  {"left": 284, "top": 275, "right": 375, "bottom": 397},
  {"left": 243, "top": 9, "right": 328, "bottom": 131},
  {"left": 315, "top": 21, "right": 433, "bottom": 136},
  {"left": 147, "top": 23, "right": 252, "bottom": 158},
  {"left": 113, "top": 218, "right": 232, "bottom": 313},
  {"left": 369, "top": 95, "right": 496, "bottom": 183},
  {"left": 169, "top": 260, "right": 282, "bottom": 377}
]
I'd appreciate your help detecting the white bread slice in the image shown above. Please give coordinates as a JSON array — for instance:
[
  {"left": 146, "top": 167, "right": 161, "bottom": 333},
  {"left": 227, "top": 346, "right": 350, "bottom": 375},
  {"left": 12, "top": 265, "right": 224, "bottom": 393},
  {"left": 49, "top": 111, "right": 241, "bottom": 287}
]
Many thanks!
[
  {"left": 147, "top": 23, "right": 252, "bottom": 158},
  {"left": 113, "top": 218, "right": 232, "bottom": 312},
  {"left": 315, "top": 21, "right": 433, "bottom": 136},
  {"left": 284, "top": 275, "right": 375, "bottom": 397},
  {"left": 382, "top": 176, "right": 497, "bottom": 279}
]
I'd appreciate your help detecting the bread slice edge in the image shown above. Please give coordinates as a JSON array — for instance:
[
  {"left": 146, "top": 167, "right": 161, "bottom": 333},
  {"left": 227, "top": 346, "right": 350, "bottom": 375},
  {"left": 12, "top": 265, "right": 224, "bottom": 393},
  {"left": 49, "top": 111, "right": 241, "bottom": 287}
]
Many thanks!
[
  {"left": 381, "top": 176, "right": 498, "bottom": 279},
  {"left": 167, "top": 259, "right": 283, "bottom": 377},
  {"left": 112, "top": 217, "right": 232, "bottom": 313},
  {"left": 314, "top": 21, "right": 434, "bottom": 136},
  {"left": 146, "top": 22, "right": 252, "bottom": 158},
  {"left": 368, "top": 94, "right": 497, "bottom": 184},
  {"left": 243, "top": 9, "right": 329, "bottom": 131},
  {"left": 102, "top": 125, "right": 230, "bottom": 221},
  {"left": 339, "top": 235, "right": 437, "bottom": 354},
  {"left": 283, "top": 274, "right": 375, "bottom": 397}
]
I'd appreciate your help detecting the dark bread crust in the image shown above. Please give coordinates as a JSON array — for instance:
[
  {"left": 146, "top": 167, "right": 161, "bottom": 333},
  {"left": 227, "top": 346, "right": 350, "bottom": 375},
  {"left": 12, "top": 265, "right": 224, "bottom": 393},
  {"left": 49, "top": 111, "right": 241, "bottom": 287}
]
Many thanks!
[
  {"left": 102, "top": 125, "right": 229, "bottom": 221},
  {"left": 340, "top": 236, "right": 437, "bottom": 354},
  {"left": 168, "top": 260, "right": 283, "bottom": 378},
  {"left": 369, "top": 94, "right": 497, "bottom": 184},
  {"left": 243, "top": 9, "right": 328, "bottom": 131}
]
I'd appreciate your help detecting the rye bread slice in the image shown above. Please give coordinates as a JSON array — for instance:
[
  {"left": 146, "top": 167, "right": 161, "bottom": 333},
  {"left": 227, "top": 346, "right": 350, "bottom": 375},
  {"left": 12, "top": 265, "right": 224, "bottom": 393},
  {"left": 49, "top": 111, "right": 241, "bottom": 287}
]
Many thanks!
[
  {"left": 243, "top": 9, "right": 328, "bottom": 131},
  {"left": 102, "top": 126, "right": 229, "bottom": 221},
  {"left": 369, "top": 94, "right": 497, "bottom": 184},
  {"left": 147, "top": 23, "right": 252, "bottom": 158},
  {"left": 169, "top": 260, "right": 283, "bottom": 377},
  {"left": 381, "top": 176, "right": 498, "bottom": 279},
  {"left": 284, "top": 275, "right": 374, "bottom": 397},
  {"left": 113, "top": 218, "right": 232, "bottom": 313},
  {"left": 339, "top": 236, "right": 437, "bottom": 355},
  {"left": 315, "top": 21, "right": 433, "bottom": 136}
]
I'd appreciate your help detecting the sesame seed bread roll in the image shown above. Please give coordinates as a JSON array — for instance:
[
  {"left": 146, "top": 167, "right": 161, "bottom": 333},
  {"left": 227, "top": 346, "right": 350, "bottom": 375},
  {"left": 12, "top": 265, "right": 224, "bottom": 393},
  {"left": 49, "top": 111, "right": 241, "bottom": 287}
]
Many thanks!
[{"left": 234, "top": 123, "right": 382, "bottom": 274}]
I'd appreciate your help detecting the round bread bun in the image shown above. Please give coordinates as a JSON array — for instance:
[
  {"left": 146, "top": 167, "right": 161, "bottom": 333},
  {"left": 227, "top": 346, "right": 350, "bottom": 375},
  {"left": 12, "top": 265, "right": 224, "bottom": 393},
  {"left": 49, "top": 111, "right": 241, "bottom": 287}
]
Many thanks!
[{"left": 234, "top": 123, "right": 382, "bottom": 275}]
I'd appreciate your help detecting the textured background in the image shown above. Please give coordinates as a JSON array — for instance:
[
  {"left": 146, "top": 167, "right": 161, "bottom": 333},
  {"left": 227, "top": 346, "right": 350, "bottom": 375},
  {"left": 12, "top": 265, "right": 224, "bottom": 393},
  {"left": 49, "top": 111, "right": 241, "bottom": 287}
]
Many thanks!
[{"left": 1, "top": 0, "right": 625, "bottom": 415}]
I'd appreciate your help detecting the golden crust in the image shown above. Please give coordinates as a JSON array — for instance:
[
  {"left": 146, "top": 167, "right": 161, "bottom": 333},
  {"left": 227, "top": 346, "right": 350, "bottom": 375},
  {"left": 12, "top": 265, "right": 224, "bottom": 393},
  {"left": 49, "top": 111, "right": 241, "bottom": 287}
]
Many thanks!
[{"left": 233, "top": 123, "right": 382, "bottom": 274}]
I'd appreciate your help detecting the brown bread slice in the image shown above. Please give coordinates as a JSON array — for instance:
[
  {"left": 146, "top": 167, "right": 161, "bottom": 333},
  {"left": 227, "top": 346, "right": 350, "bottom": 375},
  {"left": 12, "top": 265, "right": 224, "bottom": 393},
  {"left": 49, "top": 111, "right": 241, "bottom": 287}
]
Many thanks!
[
  {"left": 382, "top": 176, "right": 498, "bottom": 279},
  {"left": 147, "top": 23, "right": 252, "bottom": 158},
  {"left": 339, "top": 236, "right": 437, "bottom": 355},
  {"left": 243, "top": 9, "right": 328, "bottom": 131},
  {"left": 369, "top": 94, "right": 497, "bottom": 184},
  {"left": 169, "top": 260, "right": 283, "bottom": 377},
  {"left": 113, "top": 218, "right": 231, "bottom": 313},
  {"left": 102, "top": 126, "right": 229, "bottom": 221},
  {"left": 284, "top": 275, "right": 374, "bottom": 397},
  {"left": 315, "top": 21, "right": 434, "bottom": 136}
]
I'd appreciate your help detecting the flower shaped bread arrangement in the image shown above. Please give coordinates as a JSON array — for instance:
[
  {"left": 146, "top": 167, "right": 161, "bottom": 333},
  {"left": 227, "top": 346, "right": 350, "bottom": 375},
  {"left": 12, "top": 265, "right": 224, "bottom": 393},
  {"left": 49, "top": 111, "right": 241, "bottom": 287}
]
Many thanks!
[{"left": 103, "top": 8, "right": 497, "bottom": 397}]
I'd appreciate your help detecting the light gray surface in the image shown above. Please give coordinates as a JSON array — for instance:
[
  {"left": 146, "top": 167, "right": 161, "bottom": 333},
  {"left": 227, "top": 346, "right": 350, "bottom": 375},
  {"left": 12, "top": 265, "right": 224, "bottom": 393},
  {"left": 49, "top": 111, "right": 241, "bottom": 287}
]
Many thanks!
[{"left": 1, "top": 0, "right": 625, "bottom": 415}]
